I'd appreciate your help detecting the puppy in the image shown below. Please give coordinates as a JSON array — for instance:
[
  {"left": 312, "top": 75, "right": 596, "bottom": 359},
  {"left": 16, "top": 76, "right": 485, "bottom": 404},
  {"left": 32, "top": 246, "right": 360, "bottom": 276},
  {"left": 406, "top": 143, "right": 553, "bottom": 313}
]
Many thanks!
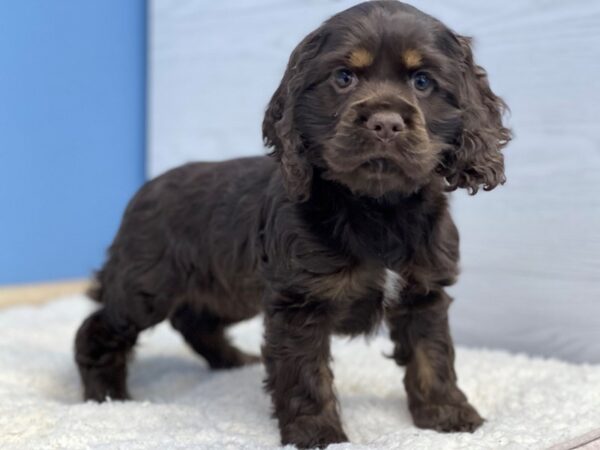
[{"left": 75, "top": 1, "right": 511, "bottom": 448}]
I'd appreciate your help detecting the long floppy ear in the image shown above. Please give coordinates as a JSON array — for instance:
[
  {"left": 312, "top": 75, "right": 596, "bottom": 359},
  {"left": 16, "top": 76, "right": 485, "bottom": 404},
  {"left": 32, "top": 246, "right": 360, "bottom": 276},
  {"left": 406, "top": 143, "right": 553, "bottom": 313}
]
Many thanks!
[
  {"left": 262, "top": 29, "right": 325, "bottom": 202},
  {"left": 442, "top": 35, "right": 512, "bottom": 194}
]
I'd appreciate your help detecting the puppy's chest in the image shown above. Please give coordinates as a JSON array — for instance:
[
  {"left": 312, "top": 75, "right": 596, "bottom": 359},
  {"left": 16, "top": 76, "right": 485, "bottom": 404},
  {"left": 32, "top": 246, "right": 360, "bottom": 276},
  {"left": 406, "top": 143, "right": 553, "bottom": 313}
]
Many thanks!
[
  {"left": 307, "top": 264, "right": 404, "bottom": 336},
  {"left": 350, "top": 219, "right": 424, "bottom": 268},
  {"left": 381, "top": 268, "right": 405, "bottom": 307},
  {"left": 306, "top": 263, "right": 404, "bottom": 306},
  {"left": 305, "top": 226, "right": 429, "bottom": 304},
  {"left": 300, "top": 198, "right": 444, "bottom": 303}
]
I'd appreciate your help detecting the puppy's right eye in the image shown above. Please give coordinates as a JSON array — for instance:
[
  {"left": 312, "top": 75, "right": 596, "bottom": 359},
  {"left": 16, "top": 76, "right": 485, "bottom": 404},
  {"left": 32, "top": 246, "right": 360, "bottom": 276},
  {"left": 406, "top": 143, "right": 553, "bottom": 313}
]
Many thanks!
[{"left": 333, "top": 68, "right": 357, "bottom": 89}]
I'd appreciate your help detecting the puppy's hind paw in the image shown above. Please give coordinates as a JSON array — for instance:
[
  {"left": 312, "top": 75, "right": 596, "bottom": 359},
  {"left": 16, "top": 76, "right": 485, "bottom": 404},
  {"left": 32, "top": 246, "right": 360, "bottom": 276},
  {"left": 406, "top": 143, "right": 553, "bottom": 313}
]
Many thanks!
[{"left": 208, "top": 350, "right": 261, "bottom": 370}]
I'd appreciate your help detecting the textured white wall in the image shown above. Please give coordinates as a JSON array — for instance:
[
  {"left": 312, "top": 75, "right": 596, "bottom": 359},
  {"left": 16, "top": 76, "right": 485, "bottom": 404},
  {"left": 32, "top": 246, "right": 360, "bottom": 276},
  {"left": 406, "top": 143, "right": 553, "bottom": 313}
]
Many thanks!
[{"left": 149, "top": 0, "right": 600, "bottom": 362}]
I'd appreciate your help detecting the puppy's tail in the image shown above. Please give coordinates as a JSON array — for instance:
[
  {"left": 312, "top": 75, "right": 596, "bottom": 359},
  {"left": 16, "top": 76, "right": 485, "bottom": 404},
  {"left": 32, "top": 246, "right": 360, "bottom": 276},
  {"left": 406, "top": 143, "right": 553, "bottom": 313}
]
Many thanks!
[{"left": 87, "top": 269, "right": 105, "bottom": 303}]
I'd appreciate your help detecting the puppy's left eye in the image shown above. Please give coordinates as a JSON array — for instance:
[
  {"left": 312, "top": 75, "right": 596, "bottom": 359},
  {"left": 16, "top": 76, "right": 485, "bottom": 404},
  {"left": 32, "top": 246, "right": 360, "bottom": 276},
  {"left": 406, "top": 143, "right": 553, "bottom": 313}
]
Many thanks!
[
  {"left": 333, "top": 68, "right": 357, "bottom": 89},
  {"left": 412, "top": 72, "right": 433, "bottom": 91}
]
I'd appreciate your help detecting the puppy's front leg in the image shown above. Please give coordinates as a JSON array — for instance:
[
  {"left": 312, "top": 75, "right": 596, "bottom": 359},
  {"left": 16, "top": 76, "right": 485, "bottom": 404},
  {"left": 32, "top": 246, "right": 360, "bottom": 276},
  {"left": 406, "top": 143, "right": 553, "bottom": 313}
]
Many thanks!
[
  {"left": 262, "top": 293, "right": 348, "bottom": 449},
  {"left": 385, "top": 288, "right": 483, "bottom": 432}
]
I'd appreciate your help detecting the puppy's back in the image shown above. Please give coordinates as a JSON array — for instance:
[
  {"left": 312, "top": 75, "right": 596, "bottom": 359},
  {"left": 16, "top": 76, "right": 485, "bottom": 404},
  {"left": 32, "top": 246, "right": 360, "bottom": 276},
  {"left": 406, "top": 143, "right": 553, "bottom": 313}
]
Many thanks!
[{"left": 90, "top": 156, "right": 276, "bottom": 312}]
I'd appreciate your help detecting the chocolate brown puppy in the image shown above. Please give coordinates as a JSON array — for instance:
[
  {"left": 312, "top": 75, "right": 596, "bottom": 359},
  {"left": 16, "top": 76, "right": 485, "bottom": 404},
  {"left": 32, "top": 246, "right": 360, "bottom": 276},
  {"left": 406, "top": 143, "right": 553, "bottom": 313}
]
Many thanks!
[{"left": 75, "top": 1, "right": 510, "bottom": 447}]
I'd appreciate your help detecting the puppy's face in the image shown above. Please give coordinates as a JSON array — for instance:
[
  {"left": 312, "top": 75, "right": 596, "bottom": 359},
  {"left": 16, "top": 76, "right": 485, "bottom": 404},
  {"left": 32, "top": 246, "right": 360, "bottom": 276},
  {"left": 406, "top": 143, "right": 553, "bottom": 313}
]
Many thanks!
[
  {"left": 264, "top": 1, "right": 511, "bottom": 201},
  {"left": 298, "top": 10, "right": 456, "bottom": 197}
]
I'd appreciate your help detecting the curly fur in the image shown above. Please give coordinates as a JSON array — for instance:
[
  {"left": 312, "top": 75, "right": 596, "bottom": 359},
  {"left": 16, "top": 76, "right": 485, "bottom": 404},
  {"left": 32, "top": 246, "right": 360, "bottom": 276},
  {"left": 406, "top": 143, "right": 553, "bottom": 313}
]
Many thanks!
[
  {"left": 74, "top": 2, "right": 510, "bottom": 448},
  {"left": 439, "top": 36, "right": 511, "bottom": 193}
]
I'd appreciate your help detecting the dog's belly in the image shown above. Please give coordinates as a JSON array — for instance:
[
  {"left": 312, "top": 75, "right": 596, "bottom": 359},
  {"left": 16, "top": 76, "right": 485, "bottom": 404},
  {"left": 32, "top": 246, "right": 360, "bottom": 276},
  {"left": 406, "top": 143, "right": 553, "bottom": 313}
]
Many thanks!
[{"left": 184, "top": 272, "right": 265, "bottom": 322}]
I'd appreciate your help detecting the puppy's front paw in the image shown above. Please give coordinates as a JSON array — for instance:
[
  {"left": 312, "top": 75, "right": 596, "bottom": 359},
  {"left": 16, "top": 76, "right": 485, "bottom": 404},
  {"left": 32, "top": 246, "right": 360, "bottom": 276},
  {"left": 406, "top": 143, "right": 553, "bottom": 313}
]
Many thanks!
[
  {"left": 410, "top": 402, "right": 483, "bottom": 433},
  {"left": 281, "top": 415, "right": 349, "bottom": 449}
]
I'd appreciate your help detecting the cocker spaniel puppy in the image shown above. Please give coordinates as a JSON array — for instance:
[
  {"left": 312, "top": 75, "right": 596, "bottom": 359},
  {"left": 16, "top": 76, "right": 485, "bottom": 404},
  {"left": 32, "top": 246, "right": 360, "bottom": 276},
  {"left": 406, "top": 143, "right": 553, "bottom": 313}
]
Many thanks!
[{"left": 75, "top": 1, "right": 510, "bottom": 448}]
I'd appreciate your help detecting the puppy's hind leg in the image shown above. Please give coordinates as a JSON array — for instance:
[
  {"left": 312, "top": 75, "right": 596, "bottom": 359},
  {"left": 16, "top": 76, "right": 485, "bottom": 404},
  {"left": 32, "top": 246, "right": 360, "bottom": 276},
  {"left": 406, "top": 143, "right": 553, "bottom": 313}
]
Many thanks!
[
  {"left": 75, "top": 284, "right": 175, "bottom": 402},
  {"left": 170, "top": 303, "right": 260, "bottom": 369},
  {"left": 75, "top": 307, "right": 138, "bottom": 401}
]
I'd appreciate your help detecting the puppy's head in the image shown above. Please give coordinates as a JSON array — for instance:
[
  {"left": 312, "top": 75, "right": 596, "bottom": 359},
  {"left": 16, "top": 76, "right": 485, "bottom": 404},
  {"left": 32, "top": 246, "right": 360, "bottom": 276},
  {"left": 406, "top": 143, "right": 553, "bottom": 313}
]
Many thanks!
[{"left": 263, "top": 1, "right": 511, "bottom": 201}]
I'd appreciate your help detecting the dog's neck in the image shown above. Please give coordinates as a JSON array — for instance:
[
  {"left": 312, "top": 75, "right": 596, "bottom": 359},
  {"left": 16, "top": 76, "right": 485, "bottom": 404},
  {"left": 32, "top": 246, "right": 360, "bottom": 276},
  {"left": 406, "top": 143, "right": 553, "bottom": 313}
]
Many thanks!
[
  {"left": 297, "top": 173, "right": 448, "bottom": 267},
  {"left": 304, "top": 171, "right": 441, "bottom": 211}
]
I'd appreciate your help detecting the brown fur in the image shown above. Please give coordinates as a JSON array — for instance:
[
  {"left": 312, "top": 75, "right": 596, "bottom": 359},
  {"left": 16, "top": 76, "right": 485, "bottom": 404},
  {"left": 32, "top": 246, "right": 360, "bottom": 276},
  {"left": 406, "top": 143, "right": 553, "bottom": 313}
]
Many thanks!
[
  {"left": 306, "top": 263, "right": 382, "bottom": 301},
  {"left": 74, "top": 1, "right": 510, "bottom": 448},
  {"left": 403, "top": 48, "right": 422, "bottom": 68},
  {"left": 349, "top": 48, "right": 374, "bottom": 68}
]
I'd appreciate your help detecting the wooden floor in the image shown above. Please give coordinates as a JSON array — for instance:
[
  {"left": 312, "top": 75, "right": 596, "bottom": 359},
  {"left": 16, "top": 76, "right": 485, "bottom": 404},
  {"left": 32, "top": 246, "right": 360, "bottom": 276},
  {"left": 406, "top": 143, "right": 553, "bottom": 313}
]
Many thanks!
[{"left": 0, "top": 279, "right": 90, "bottom": 309}]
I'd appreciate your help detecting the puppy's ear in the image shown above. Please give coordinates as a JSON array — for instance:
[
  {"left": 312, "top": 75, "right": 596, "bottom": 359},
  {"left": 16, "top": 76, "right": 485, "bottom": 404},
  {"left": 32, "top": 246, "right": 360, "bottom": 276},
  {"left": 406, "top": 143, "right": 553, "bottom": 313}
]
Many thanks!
[
  {"left": 263, "top": 29, "right": 325, "bottom": 202},
  {"left": 442, "top": 35, "right": 512, "bottom": 194}
]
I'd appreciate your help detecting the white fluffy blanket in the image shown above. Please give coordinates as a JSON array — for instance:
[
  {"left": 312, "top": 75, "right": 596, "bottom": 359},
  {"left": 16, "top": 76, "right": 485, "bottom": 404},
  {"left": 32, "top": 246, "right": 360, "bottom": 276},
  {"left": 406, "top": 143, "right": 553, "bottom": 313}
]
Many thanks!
[{"left": 1, "top": 296, "right": 599, "bottom": 449}]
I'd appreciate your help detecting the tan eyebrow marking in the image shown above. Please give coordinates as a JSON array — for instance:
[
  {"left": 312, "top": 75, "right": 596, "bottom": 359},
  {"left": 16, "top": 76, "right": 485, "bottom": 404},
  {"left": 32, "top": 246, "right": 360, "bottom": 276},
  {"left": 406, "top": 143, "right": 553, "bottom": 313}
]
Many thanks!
[
  {"left": 348, "top": 48, "right": 374, "bottom": 68},
  {"left": 403, "top": 49, "right": 422, "bottom": 69}
]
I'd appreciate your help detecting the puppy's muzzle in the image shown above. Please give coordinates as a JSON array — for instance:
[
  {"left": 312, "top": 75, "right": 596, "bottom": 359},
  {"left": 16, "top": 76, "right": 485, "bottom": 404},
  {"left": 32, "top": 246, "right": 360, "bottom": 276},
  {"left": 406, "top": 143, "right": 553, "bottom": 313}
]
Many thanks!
[
  {"left": 365, "top": 111, "right": 405, "bottom": 143},
  {"left": 352, "top": 96, "right": 422, "bottom": 144}
]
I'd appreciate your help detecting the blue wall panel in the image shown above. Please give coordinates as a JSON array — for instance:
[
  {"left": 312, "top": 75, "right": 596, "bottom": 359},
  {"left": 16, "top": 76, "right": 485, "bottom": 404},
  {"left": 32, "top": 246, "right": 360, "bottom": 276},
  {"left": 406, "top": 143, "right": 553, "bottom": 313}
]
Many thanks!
[{"left": 0, "top": 1, "right": 146, "bottom": 284}]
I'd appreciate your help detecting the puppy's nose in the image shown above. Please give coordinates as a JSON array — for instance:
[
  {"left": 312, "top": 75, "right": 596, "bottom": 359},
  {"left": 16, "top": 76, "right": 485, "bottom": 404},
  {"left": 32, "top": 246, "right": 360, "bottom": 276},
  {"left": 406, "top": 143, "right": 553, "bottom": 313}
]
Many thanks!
[{"left": 366, "top": 111, "right": 405, "bottom": 142}]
